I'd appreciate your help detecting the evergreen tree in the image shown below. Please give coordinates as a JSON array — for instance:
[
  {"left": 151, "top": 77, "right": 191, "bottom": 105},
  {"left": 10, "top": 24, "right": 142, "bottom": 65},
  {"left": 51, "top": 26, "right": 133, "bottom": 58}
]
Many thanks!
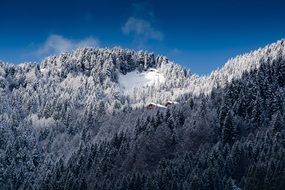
[
  {"left": 222, "top": 111, "right": 236, "bottom": 145},
  {"left": 271, "top": 111, "right": 283, "bottom": 133}
]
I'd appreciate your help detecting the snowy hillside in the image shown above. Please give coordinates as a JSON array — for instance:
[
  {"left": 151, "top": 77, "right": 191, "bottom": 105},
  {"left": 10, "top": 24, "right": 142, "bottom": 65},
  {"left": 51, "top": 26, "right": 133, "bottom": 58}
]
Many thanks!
[
  {"left": 207, "top": 40, "right": 285, "bottom": 90},
  {"left": 1, "top": 40, "right": 285, "bottom": 190},
  {"left": 0, "top": 40, "right": 284, "bottom": 114},
  {"left": 118, "top": 68, "right": 165, "bottom": 93}
]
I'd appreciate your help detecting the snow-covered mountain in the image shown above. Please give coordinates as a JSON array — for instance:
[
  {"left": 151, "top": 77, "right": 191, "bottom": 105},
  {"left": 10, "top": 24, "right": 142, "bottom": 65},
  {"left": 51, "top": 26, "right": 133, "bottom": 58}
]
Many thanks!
[
  {"left": 200, "top": 39, "right": 285, "bottom": 94},
  {"left": 1, "top": 40, "right": 285, "bottom": 190},
  {"left": 0, "top": 40, "right": 285, "bottom": 111},
  {"left": 0, "top": 40, "right": 284, "bottom": 123},
  {"left": 0, "top": 47, "right": 191, "bottom": 117},
  {"left": 0, "top": 40, "right": 284, "bottom": 118}
]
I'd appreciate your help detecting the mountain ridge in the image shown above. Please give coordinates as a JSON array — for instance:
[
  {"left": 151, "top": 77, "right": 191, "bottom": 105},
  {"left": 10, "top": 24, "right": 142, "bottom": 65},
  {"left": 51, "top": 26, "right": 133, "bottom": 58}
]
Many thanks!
[
  {"left": 1, "top": 40, "right": 284, "bottom": 104},
  {"left": 1, "top": 40, "right": 285, "bottom": 190}
]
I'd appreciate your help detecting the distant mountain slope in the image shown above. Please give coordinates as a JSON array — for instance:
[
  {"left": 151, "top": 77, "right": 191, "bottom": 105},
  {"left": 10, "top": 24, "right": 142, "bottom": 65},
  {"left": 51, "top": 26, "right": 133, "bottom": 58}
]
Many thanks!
[
  {"left": 0, "top": 47, "right": 190, "bottom": 113},
  {"left": 40, "top": 40, "right": 285, "bottom": 190},
  {"left": 189, "top": 39, "right": 285, "bottom": 95},
  {"left": 0, "top": 40, "right": 285, "bottom": 190},
  {"left": 1, "top": 40, "right": 284, "bottom": 114}
]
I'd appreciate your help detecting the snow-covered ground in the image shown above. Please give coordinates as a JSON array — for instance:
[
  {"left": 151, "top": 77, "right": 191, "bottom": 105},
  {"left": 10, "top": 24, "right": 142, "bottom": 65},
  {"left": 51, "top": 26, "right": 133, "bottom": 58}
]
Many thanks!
[{"left": 118, "top": 68, "right": 165, "bottom": 93}]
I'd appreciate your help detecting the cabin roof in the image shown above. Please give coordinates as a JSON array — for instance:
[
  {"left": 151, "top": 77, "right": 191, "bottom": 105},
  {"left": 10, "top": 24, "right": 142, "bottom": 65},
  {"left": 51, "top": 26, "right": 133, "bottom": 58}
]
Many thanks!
[{"left": 147, "top": 102, "right": 167, "bottom": 109}]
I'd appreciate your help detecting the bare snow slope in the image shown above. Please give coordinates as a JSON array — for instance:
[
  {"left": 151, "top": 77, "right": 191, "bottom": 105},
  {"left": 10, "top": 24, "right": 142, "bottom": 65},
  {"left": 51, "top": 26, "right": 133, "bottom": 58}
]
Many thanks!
[{"left": 118, "top": 68, "right": 165, "bottom": 93}]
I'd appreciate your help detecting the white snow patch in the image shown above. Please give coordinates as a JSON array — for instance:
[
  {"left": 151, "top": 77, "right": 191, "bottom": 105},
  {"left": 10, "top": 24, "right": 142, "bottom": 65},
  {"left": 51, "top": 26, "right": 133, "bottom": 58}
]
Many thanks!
[
  {"left": 26, "top": 70, "right": 36, "bottom": 82},
  {"left": 40, "top": 68, "right": 48, "bottom": 74},
  {"left": 118, "top": 68, "right": 165, "bottom": 93},
  {"left": 60, "top": 74, "right": 83, "bottom": 90},
  {"left": 31, "top": 114, "right": 55, "bottom": 128}
]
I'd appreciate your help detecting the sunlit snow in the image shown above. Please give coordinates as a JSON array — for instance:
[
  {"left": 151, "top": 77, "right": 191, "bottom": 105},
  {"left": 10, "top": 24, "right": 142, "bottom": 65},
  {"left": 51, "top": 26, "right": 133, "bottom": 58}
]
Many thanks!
[{"left": 118, "top": 68, "right": 165, "bottom": 93}]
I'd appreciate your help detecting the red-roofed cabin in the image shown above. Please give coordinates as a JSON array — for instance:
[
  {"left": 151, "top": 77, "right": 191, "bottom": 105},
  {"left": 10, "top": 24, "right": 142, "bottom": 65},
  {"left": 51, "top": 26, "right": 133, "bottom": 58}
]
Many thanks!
[
  {"left": 165, "top": 101, "right": 178, "bottom": 107},
  {"left": 146, "top": 103, "right": 157, "bottom": 110},
  {"left": 165, "top": 101, "right": 173, "bottom": 107},
  {"left": 146, "top": 103, "right": 167, "bottom": 110}
]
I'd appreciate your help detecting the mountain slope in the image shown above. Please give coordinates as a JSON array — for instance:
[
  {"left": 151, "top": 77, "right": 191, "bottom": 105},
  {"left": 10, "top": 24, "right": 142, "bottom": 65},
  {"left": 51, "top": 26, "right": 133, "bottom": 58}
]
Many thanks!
[
  {"left": 40, "top": 40, "right": 285, "bottom": 190},
  {"left": 0, "top": 40, "right": 285, "bottom": 189}
]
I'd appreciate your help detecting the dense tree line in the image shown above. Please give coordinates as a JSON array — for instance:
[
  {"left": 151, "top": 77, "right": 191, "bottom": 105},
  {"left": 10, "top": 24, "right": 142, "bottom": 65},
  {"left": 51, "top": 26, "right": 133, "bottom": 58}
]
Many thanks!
[
  {"left": 41, "top": 54, "right": 285, "bottom": 190},
  {"left": 0, "top": 40, "right": 285, "bottom": 189}
]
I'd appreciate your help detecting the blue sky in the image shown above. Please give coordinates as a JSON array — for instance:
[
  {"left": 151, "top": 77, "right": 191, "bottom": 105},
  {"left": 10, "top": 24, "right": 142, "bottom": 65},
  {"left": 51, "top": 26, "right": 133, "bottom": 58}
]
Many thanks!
[{"left": 0, "top": 0, "right": 284, "bottom": 75}]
